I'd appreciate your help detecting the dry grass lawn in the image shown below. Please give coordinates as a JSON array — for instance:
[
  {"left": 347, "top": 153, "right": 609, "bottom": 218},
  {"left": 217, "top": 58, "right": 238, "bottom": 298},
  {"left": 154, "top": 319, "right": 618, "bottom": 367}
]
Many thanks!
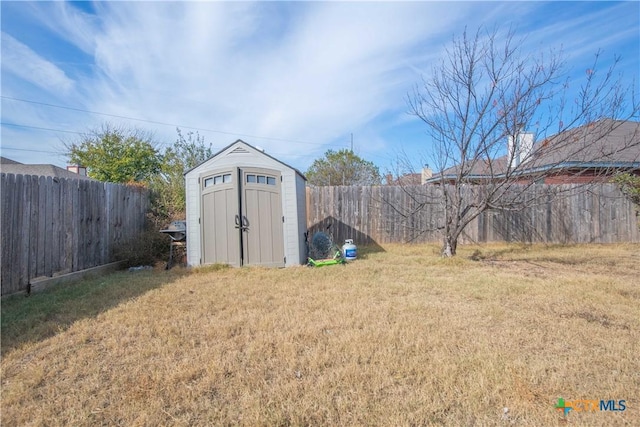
[{"left": 1, "top": 243, "right": 639, "bottom": 426}]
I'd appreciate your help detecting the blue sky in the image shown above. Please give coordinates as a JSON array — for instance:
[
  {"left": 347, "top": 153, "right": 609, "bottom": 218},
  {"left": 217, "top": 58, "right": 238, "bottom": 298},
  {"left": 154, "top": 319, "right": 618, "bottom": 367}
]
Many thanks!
[{"left": 1, "top": 1, "right": 638, "bottom": 176}]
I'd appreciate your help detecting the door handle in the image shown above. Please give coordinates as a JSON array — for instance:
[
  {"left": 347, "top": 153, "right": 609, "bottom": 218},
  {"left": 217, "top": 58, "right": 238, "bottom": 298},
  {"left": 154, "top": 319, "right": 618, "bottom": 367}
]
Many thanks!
[
  {"left": 234, "top": 214, "right": 240, "bottom": 228},
  {"left": 241, "top": 216, "right": 249, "bottom": 231}
]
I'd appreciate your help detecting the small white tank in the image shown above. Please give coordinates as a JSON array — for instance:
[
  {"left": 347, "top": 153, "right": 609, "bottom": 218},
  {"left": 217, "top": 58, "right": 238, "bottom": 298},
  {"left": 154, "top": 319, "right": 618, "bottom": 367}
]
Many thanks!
[{"left": 342, "top": 239, "right": 357, "bottom": 261}]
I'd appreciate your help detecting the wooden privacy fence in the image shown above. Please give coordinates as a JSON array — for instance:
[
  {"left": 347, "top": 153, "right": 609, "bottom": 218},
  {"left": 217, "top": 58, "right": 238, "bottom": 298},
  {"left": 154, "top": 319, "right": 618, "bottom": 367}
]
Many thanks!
[
  {"left": 306, "top": 183, "right": 640, "bottom": 246},
  {"left": 1, "top": 174, "right": 148, "bottom": 296}
]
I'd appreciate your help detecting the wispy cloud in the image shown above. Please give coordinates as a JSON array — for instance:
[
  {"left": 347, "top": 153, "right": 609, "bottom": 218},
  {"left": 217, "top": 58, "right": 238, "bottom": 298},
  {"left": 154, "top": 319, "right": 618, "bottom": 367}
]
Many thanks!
[{"left": 1, "top": 32, "right": 74, "bottom": 95}]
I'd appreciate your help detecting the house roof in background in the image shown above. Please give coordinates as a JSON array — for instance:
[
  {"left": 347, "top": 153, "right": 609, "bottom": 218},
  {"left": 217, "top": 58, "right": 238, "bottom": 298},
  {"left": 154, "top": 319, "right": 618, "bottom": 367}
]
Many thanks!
[
  {"left": 386, "top": 172, "right": 422, "bottom": 185},
  {"left": 0, "top": 157, "right": 96, "bottom": 181},
  {"left": 531, "top": 119, "right": 639, "bottom": 165},
  {"left": 427, "top": 119, "right": 640, "bottom": 182},
  {"left": 0, "top": 156, "right": 22, "bottom": 165}
]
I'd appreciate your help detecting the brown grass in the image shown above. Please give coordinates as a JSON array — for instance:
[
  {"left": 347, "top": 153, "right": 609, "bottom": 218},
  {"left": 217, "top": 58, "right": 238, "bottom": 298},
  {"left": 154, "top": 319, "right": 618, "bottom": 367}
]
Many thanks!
[{"left": 2, "top": 243, "right": 639, "bottom": 426}]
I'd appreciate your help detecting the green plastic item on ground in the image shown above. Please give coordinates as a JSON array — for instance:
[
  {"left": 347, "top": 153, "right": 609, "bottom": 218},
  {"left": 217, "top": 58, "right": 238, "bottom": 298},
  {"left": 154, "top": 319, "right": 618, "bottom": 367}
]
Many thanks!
[{"left": 307, "top": 256, "right": 346, "bottom": 267}]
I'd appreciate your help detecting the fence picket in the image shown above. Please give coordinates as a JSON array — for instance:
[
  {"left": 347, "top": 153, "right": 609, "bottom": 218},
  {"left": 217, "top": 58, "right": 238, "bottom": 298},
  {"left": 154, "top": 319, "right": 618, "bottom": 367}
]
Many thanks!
[
  {"left": 19, "top": 175, "right": 31, "bottom": 286},
  {"left": 12, "top": 175, "right": 24, "bottom": 288},
  {"left": 2, "top": 174, "right": 13, "bottom": 288}
]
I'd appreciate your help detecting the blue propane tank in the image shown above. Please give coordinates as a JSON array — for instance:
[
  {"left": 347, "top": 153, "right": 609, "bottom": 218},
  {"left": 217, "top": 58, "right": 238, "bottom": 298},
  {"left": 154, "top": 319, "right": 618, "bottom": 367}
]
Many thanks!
[{"left": 342, "top": 239, "right": 357, "bottom": 261}]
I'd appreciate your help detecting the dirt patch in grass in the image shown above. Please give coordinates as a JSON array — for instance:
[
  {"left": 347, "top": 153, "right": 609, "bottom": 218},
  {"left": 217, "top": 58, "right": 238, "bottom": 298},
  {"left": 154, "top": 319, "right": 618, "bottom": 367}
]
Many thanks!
[{"left": 1, "top": 243, "right": 639, "bottom": 426}]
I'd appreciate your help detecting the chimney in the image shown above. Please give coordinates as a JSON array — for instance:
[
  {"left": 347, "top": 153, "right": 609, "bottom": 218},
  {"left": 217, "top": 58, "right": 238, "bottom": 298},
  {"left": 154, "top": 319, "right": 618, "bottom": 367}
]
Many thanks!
[
  {"left": 67, "top": 165, "right": 87, "bottom": 176},
  {"left": 508, "top": 132, "right": 534, "bottom": 169},
  {"left": 421, "top": 166, "right": 433, "bottom": 184},
  {"left": 385, "top": 173, "right": 393, "bottom": 185}
]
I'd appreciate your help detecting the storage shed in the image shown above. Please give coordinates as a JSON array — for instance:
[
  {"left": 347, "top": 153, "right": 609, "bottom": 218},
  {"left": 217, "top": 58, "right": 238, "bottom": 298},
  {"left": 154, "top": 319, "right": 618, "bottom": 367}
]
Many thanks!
[{"left": 185, "top": 140, "right": 307, "bottom": 267}]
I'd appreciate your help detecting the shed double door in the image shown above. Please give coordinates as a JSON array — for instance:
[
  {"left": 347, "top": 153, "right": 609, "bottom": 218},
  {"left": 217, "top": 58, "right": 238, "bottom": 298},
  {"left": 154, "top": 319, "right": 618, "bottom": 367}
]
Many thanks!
[{"left": 201, "top": 167, "right": 284, "bottom": 267}]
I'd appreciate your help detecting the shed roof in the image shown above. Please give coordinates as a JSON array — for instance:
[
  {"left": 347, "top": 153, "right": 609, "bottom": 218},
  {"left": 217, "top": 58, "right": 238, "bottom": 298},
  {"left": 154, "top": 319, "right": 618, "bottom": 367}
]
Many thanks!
[{"left": 185, "top": 139, "right": 307, "bottom": 180}]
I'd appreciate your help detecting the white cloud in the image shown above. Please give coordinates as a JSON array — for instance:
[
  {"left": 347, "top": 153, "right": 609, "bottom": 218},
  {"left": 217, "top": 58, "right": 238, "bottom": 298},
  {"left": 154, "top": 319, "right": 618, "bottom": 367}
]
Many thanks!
[
  {"left": 1, "top": 32, "right": 75, "bottom": 95},
  {"left": 24, "top": 1, "right": 99, "bottom": 55},
  {"left": 517, "top": 2, "right": 639, "bottom": 67}
]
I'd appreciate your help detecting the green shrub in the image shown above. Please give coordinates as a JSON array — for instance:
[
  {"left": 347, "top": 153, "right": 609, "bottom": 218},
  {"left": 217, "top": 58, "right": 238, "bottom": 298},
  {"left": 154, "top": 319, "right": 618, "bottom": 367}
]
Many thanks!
[
  {"left": 612, "top": 172, "right": 640, "bottom": 206},
  {"left": 112, "top": 227, "right": 171, "bottom": 268}
]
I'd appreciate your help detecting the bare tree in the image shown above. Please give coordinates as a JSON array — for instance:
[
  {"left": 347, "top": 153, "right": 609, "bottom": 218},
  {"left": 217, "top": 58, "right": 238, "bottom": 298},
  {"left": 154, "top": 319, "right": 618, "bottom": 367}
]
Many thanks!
[{"left": 403, "top": 27, "right": 639, "bottom": 256}]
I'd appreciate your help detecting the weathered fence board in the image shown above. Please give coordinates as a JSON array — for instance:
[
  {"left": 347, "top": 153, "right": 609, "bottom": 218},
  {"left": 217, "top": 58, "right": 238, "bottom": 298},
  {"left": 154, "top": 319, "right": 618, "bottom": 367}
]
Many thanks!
[
  {"left": 1, "top": 174, "right": 148, "bottom": 295},
  {"left": 1, "top": 175, "right": 11, "bottom": 288},
  {"left": 306, "top": 183, "right": 640, "bottom": 246}
]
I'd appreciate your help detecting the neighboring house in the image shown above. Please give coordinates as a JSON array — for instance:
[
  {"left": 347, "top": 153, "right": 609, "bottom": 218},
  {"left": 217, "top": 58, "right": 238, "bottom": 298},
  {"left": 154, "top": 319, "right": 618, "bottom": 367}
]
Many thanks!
[
  {"left": 0, "top": 157, "right": 94, "bottom": 181},
  {"left": 424, "top": 119, "right": 640, "bottom": 185},
  {"left": 385, "top": 173, "right": 421, "bottom": 186},
  {"left": 386, "top": 167, "right": 434, "bottom": 186}
]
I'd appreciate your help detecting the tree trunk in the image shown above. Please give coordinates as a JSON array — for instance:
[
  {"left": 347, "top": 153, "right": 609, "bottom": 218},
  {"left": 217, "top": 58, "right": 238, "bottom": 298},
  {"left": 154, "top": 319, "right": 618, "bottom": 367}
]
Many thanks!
[{"left": 441, "top": 234, "right": 458, "bottom": 257}]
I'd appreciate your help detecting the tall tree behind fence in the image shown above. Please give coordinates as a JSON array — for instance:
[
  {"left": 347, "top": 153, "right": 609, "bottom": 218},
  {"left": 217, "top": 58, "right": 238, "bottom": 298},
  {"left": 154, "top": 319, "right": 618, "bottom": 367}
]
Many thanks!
[
  {"left": 306, "top": 184, "right": 640, "bottom": 246},
  {"left": 1, "top": 174, "right": 148, "bottom": 296}
]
